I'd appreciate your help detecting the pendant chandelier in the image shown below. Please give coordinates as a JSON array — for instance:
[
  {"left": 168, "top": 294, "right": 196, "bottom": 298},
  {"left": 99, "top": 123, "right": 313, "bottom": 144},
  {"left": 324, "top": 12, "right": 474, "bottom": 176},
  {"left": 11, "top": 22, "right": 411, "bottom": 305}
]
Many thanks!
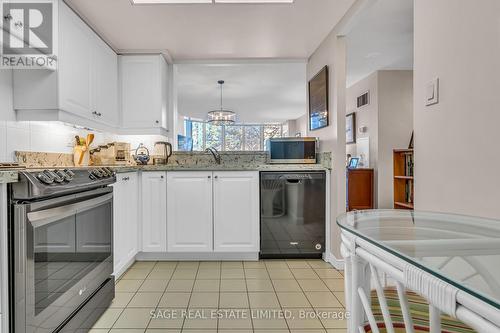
[{"left": 207, "top": 80, "right": 236, "bottom": 125}]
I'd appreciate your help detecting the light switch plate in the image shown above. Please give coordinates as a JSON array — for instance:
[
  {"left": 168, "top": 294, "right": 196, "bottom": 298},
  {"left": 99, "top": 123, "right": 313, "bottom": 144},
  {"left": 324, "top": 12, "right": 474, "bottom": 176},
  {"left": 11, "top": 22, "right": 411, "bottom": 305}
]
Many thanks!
[{"left": 426, "top": 78, "right": 439, "bottom": 106}]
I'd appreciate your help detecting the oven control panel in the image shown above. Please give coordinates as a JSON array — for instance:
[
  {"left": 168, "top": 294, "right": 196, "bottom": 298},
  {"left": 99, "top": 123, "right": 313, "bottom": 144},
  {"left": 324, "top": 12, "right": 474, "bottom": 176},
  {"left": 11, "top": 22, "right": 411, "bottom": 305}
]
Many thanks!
[
  {"left": 13, "top": 168, "right": 116, "bottom": 200},
  {"left": 35, "top": 168, "right": 113, "bottom": 184}
]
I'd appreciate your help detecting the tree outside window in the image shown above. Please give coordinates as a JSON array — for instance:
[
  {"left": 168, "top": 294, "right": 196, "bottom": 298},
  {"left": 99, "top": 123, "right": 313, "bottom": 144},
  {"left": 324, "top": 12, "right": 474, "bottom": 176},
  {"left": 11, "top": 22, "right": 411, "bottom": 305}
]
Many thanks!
[
  {"left": 244, "top": 125, "right": 262, "bottom": 151},
  {"left": 205, "top": 123, "right": 223, "bottom": 151},
  {"left": 224, "top": 125, "right": 243, "bottom": 151}
]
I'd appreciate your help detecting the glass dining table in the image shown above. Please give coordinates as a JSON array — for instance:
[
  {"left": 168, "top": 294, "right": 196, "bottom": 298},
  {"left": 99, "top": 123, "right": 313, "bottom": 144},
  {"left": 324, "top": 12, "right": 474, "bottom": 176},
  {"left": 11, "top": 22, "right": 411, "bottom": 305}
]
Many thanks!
[{"left": 337, "top": 209, "right": 500, "bottom": 333}]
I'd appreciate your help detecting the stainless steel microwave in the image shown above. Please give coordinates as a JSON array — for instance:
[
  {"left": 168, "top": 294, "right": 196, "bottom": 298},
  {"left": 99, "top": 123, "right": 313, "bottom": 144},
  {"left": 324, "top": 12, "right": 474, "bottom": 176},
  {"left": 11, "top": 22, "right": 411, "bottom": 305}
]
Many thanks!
[{"left": 268, "top": 137, "right": 318, "bottom": 164}]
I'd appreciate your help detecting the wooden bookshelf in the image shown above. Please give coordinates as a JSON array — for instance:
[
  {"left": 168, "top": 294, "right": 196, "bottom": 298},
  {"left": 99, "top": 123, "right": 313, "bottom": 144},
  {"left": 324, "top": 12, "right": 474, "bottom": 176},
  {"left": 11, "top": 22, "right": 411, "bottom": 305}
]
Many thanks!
[{"left": 393, "top": 149, "right": 414, "bottom": 210}]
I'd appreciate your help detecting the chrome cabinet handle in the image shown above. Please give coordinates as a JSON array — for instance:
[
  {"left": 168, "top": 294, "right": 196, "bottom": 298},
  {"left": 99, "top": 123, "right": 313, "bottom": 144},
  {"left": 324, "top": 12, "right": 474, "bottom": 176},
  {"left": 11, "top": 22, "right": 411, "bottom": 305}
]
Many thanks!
[
  {"left": 122, "top": 176, "right": 130, "bottom": 181},
  {"left": 214, "top": 176, "right": 218, "bottom": 179},
  {"left": 92, "top": 111, "right": 102, "bottom": 117},
  {"left": 208, "top": 176, "right": 211, "bottom": 179}
]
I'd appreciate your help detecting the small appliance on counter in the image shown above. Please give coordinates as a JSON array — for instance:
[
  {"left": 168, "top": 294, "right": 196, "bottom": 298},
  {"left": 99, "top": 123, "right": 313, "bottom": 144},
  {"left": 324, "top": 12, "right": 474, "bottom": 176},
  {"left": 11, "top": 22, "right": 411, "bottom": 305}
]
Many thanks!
[
  {"left": 134, "top": 143, "right": 150, "bottom": 165},
  {"left": 91, "top": 142, "right": 131, "bottom": 166},
  {"left": 268, "top": 137, "right": 318, "bottom": 164},
  {"left": 152, "top": 141, "right": 173, "bottom": 165}
]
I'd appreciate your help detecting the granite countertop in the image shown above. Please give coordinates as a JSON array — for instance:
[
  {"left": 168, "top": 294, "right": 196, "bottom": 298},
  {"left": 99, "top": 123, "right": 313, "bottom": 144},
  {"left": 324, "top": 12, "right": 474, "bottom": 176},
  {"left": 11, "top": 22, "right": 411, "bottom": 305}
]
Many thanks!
[
  {"left": 0, "top": 163, "right": 329, "bottom": 184},
  {"left": 111, "top": 163, "right": 329, "bottom": 173},
  {"left": 0, "top": 170, "right": 21, "bottom": 184},
  {"left": 1, "top": 151, "right": 332, "bottom": 183}
]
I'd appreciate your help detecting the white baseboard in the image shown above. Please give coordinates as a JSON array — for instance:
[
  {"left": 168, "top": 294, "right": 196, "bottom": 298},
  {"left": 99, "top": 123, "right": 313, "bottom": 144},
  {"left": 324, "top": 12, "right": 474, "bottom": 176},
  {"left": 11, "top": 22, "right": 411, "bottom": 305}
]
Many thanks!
[
  {"left": 113, "top": 255, "right": 137, "bottom": 279},
  {"left": 324, "top": 252, "right": 345, "bottom": 271},
  {"left": 136, "top": 252, "right": 259, "bottom": 261}
]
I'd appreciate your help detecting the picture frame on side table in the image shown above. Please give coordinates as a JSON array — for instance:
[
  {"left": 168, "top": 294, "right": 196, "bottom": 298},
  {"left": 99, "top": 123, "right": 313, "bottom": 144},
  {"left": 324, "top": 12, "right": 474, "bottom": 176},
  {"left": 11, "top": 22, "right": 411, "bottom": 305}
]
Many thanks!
[
  {"left": 309, "top": 66, "right": 329, "bottom": 131},
  {"left": 346, "top": 112, "right": 356, "bottom": 144}
]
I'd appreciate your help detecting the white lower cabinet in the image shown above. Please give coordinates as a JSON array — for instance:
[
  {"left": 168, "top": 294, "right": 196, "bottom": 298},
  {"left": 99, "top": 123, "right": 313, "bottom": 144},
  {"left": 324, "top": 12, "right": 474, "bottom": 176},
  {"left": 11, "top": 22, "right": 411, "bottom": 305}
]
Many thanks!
[
  {"left": 166, "top": 171, "right": 259, "bottom": 254},
  {"left": 113, "top": 172, "right": 139, "bottom": 277},
  {"left": 141, "top": 172, "right": 167, "bottom": 252},
  {"left": 112, "top": 170, "right": 259, "bottom": 262},
  {"left": 213, "top": 171, "right": 260, "bottom": 252},
  {"left": 167, "top": 172, "right": 213, "bottom": 252}
]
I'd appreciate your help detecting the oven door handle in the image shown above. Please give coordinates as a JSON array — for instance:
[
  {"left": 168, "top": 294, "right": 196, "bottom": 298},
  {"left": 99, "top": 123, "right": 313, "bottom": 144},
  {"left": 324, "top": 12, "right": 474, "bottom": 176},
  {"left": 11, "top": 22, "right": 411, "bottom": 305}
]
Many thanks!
[{"left": 27, "top": 193, "right": 113, "bottom": 228}]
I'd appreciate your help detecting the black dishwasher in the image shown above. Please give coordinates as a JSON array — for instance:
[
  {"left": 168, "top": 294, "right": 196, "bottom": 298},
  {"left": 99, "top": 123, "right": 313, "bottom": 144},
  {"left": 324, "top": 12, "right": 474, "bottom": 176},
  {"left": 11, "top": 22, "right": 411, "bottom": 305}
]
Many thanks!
[{"left": 260, "top": 171, "right": 326, "bottom": 259}]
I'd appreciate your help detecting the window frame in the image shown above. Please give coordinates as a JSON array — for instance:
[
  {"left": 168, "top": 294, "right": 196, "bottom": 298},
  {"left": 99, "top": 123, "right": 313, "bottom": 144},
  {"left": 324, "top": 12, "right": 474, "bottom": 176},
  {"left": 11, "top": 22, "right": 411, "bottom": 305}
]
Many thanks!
[{"left": 185, "top": 120, "right": 284, "bottom": 152}]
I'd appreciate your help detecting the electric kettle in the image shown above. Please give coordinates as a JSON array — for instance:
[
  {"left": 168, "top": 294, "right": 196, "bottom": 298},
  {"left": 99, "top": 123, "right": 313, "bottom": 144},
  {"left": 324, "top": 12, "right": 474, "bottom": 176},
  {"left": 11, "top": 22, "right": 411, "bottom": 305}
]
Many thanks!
[{"left": 153, "top": 141, "right": 173, "bottom": 165}]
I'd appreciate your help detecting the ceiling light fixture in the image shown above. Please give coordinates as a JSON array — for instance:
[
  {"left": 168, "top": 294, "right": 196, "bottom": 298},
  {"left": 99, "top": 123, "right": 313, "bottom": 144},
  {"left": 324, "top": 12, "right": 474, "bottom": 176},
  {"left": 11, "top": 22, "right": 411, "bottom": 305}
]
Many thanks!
[{"left": 207, "top": 80, "right": 236, "bottom": 125}]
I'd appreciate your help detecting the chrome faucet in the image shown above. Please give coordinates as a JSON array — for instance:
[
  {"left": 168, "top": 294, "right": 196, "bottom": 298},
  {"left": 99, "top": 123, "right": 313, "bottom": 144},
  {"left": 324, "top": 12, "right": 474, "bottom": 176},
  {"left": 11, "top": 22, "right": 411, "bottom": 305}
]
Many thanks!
[{"left": 205, "top": 147, "right": 221, "bottom": 165}]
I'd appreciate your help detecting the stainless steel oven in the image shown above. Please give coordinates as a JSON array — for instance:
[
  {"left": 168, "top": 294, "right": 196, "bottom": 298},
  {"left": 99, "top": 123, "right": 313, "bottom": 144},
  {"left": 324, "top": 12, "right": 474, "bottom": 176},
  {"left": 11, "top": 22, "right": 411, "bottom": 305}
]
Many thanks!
[
  {"left": 9, "top": 168, "right": 116, "bottom": 333},
  {"left": 268, "top": 137, "right": 318, "bottom": 164}
]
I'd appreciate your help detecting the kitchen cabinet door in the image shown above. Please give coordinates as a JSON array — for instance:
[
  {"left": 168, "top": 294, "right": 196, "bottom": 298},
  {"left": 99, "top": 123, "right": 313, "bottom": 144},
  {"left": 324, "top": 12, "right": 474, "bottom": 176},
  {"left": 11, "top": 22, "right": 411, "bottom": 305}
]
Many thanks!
[
  {"left": 58, "top": 1, "right": 94, "bottom": 118},
  {"left": 213, "top": 171, "right": 260, "bottom": 252},
  {"left": 120, "top": 55, "right": 168, "bottom": 129},
  {"left": 93, "top": 35, "right": 119, "bottom": 126},
  {"left": 142, "top": 172, "right": 167, "bottom": 252},
  {"left": 167, "top": 172, "right": 213, "bottom": 252},
  {"left": 113, "top": 172, "right": 139, "bottom": 277}
]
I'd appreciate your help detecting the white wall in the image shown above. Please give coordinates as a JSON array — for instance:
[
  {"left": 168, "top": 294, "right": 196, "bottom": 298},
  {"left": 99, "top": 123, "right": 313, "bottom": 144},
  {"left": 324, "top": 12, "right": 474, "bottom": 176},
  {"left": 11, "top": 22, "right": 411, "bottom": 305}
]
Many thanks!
[
  {"left": 378, "top": 70, "right": 413, "bottom": 208},
  {"left": 346, "top": 71, "right": 378, "bottom": 168},
  {"left": 345, "top": 70, "right": 413, "bottom": 208},
  {"left": 306, "top": 32, "right": 347, "bottom": 261},
  {"left": 287, "top": 114, "right": 308, "bottom": 137},
  {"left": 414, "top": 0, "right": 500, "bottom": 218}
]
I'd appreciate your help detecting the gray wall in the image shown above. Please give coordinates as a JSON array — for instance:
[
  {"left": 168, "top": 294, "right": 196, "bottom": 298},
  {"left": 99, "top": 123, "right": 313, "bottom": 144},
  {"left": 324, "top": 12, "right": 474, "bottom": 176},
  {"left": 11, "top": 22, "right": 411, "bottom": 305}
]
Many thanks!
[
  {"left": 346, "top": 70, "right": 413, "bottom": 209},
  {"left": 414, "top": 0, "right": 500, "bottom": 218}
]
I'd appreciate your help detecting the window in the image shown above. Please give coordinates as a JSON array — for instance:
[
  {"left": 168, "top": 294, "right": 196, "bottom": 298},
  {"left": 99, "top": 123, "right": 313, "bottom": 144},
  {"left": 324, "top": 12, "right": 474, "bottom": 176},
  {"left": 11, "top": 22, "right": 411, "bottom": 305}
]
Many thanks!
[
  {"left": 185, "top": 120, "right": 283, "bottom": 151},
  {"left": 205, "top": 123, "right": 223, "bottom": 151},
  {"left": 263, "top": 124, "right": 283, "bottom": 149},
  {"left": 224, "top": 125, "right": 243, "bottom": 151},
  {"left": 244, "top": 125, "right": 262, "bottom": 151},
  {"left": 191, "top": 121, "right": 205, "bottom": 151}
]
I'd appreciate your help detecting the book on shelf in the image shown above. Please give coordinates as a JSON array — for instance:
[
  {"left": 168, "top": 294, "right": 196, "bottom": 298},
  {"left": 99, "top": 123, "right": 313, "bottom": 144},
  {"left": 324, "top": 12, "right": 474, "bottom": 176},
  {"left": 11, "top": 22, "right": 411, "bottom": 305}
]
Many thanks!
[
  {"left": 405, "top": 180, "right": 413, "bottom": 203},
  {"left": 404, "top": 153, "right": 414, "bottom": 177}
]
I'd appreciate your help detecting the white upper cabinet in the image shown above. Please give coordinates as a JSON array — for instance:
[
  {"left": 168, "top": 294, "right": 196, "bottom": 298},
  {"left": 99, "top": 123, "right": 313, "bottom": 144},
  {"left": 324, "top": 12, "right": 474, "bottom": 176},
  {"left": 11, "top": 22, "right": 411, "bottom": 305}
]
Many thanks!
[
  {"left": 167, "top": 172, "right": 213, "bottom": 253},
  {"left": 13, "top": 1, "right": 119, "bottom": 128},
  {"left": 119, "top": 55, "right": 168, "bottom": 133},
  {"left": 142, "top": 172, "right": 167, "bottom": 252},
  {"left": 213, "top": 171, "right": 260, "bottom": 252},
  {"left": 93, "top": 36, "right": 119, "bottom": 126},
  {"left": 113, "top": 172, "right": 139, "bottom": 277},
  {"left": 58, "top": 1, "right": 94, "bottom": 118}
]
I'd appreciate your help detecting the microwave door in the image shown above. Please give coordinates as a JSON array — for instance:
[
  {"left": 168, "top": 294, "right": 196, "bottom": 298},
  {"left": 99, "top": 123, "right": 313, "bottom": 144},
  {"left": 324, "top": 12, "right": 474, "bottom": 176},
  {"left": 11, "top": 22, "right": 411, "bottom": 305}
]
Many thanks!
[{"left": 270, "top": 140, "right": 317, "bottom": 164}]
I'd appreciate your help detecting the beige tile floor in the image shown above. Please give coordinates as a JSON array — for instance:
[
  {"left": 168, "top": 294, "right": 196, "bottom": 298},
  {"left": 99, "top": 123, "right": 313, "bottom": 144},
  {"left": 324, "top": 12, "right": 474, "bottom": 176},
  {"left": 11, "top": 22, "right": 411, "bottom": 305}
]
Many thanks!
[{"left": 91, "top": 260, "right": 347, "bottom": 333}]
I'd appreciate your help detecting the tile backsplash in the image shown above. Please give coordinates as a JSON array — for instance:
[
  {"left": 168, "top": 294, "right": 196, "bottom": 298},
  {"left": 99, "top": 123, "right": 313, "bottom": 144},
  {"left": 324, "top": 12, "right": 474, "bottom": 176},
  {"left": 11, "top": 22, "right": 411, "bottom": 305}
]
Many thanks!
[{"left": 0, "top": 120, "right": 168, "bottom": 163}]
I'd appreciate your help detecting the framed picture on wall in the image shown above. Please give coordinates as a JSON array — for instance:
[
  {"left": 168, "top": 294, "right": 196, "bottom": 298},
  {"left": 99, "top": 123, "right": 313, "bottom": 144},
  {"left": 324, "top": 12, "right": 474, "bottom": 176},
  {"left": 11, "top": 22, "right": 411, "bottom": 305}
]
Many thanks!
[
  {"left": 346, "top": 112, "right": 356, "bottom": 144},
  {"left": 309, "top": 66, "right": 329, "bottom": 131}
]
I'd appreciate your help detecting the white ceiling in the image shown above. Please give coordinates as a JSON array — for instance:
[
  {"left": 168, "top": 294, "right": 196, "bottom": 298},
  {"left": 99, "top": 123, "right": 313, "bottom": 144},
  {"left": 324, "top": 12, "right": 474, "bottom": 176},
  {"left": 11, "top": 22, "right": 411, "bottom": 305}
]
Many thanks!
[
  {"left": 65, "top": 0, "right": 355, "bottom": 60},
  {"left": 176, "top": 62, "right": 307, "bottom": 123},
  {"left": 346, "top": 0, "right": 413, "bottom": 87}
]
